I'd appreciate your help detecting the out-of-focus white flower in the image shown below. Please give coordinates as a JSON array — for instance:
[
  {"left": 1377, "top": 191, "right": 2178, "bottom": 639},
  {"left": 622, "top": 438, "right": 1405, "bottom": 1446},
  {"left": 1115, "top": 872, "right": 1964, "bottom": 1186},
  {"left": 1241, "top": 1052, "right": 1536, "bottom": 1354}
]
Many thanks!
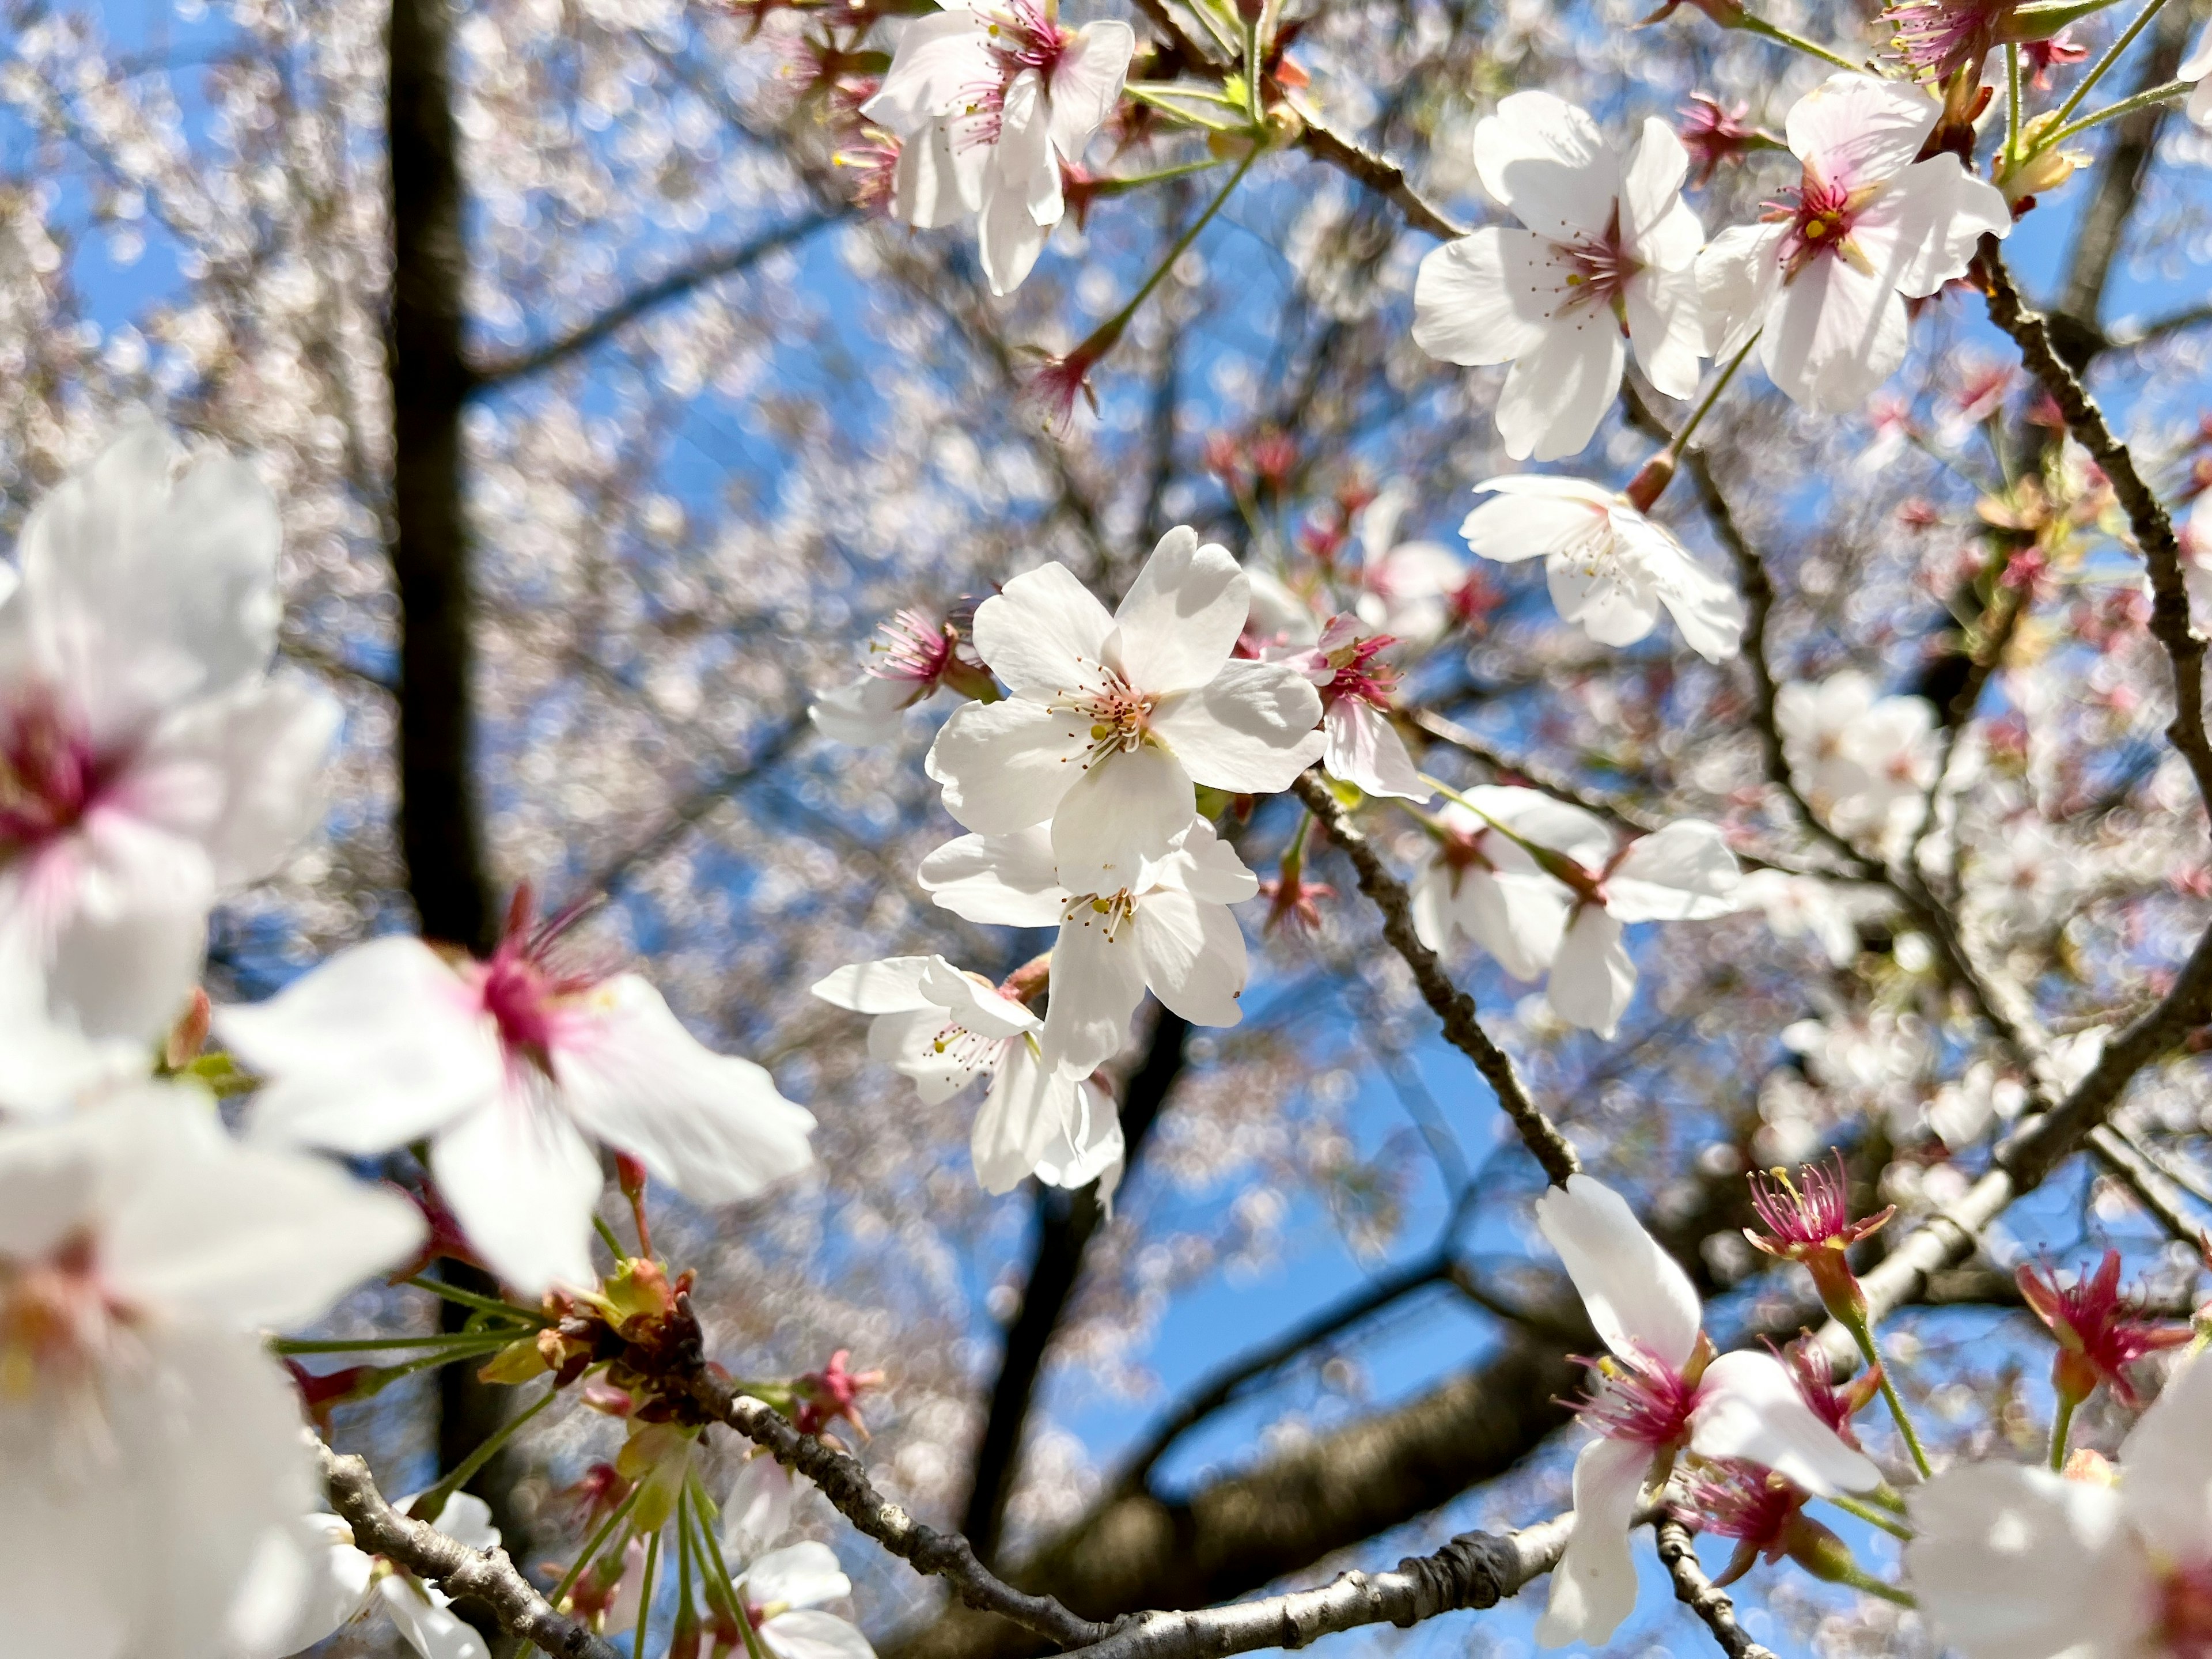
[
  {"left": 1697, "top": 74, "right": 2010, "bottom": 412},
  {"left": 1775, "top": 671, "right": 1940, "bottom": 845},
  {"left": 260, "top": 1495, "right": 503, "bottom": 1659},
  {"left": 1908, "top": 1356, "right": 2212, "bottom": 1658},
  {"left": 862, "top": 0, "right": 1134, "bottom": 294},
  {"left": 706, "top": 1476, "right": 877, "bottom": 1659},
  {"left": 1273, "top": 617, "right": 1430, "bottom": 801},
  {"left": 1925, "top": 1059, "right": 2028, "bottom": 1149},
  {"left": 1413, "top": 92, "right": 1706, "bottom": 461},
  {"left": 918, "top": 817, "right": 1256, "bottom": 1078},
  {"left": 218, "top": 896, "right": 816, "bottom": 1297},
  {"left": 1351, "top": 482, "right": 1471, "bottom": 646},
  {"left": 925, "top": 528, "right": 1324, "bottom": 895},
  {"left": 1735, "top": 868, "right": 1861, "bottom": 967},
  {"left": 2184, "top": 24, "right": 2212, "bottom": 127},
  {"left": 1460, "top": 476, "right": 1744, "bottom": 661},
  {"left": 1534, "top": 1176, "right": 1880, "bottom": 1647},
  {"left": 0, "top": 1089, "right": 423, "bottom": 1659},
  {"left": 1243, "top": 567, "right": 1325, "bottom": 652},
  {"left": 1407, "top": 788, "right": 1579, "bottom": 980},
  {"left": 811, "top": 954, "right": 1109, "bottom": 1194},
  {"left": 809, "top": 605, "right": 995, "bottom": 744},
  {"left": 0, "top": 421, "right": 339, "bottom": 1056}
]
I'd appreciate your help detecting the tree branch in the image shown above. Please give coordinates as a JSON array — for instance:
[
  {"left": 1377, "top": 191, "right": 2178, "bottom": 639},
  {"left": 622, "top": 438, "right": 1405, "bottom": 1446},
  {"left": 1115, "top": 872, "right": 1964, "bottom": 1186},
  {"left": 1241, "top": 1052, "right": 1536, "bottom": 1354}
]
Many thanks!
[
  {"left": 469, "top": 211, "right": 844, "bottom": 391},
  {"left": 1295, "top": 119, "right": 1468, "bottom": 242},
  {"left": 1290, "top": 771, "right": 1579, "bottom": 1184},
  {"left": 1654, "top": 1521, "right": 1777, "bottom": 1659},
  {"left": 319, "top": 1442, "right": 623, "bottom": 1659}
]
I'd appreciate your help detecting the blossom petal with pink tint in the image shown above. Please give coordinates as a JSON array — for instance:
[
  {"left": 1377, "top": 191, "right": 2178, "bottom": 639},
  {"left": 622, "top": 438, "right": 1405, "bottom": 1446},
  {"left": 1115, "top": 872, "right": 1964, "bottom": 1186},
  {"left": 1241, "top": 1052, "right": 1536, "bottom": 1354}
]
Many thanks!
[
  {"left": 1604, "top": 820, "right": 1740, "bottom": 922},
  {"left": 1782, "top": 72, "right": 1937, "bottom": 189},
  {"left": 1762, "top": 251, "right": 1909, "bottom": 415},
  {"left": 978, "top": 72, "right": 1058, "bottom": 296},
  {"left": 1534, "top": 1173, "right": 1702, "bottom": 1369},
  {"left": 1850, "top": 154, "right": 2010, "bottom": 300},
  {"left": 1688, "top": 1350, "right": 1881, "bottom": 1496},
  {"left": 1475, "top": 92, "right": 1619, "bottom": 244},
  {"left": 1047, "top": 21, "right": 1135, "bottom": 162},
  {"left": 1323, "top": 699, "right": 1430, "bottom": 801},
  {"left": 2114, "top": 1353, "right": 2212, "bottom": 1565}
]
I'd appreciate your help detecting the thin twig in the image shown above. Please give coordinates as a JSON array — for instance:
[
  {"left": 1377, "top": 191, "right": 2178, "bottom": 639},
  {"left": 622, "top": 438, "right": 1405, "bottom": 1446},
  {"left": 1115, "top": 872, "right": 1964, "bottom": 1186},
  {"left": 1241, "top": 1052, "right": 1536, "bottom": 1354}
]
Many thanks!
[
  {"left": 1654, "top": 1521, "right": 1779, "bottom": 1659},
  {"left": 1296, "top": 118, "right": 1468, "bottom": 241},
  {"left": 1290, "top": 770, "right": 1580, "bottom": 1185},
  {"left": 319, "top": 1442, "right": 624, "bottom": 1659}
]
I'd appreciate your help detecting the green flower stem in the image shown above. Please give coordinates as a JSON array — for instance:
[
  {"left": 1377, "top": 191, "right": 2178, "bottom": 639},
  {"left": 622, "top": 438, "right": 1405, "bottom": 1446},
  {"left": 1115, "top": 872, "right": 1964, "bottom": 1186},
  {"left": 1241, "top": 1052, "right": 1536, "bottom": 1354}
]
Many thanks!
[
  {"left": 594, "top": 1215, "right": 627, "bottom": 1259},
  {"left": 1123, "top": 84, "right": 1253, "bottom": 132},
  {"left": 1832, "top": 1562, "right": 1919, "bottom": 1607},
  {"left": 1666, "top": 331, "right": 1760, "bottom": 456},
  {"left": 1243, "top": 16, "right": 1262, "bottom": 121},
  {"left": 631, "top": 1526, "right": 661, "bottom": 1659},
  {"left": 1826, "top": 1490, "right": 1916, "bottom": 1539},
  {"left": 1737, "top": 13, "right": 1861, "bottom": 70},
  {"left": 409, "top": 1382, "right": 558, "bottom": 1521},
  {"left": 2051, "top": 0, "right": 2171, "bottom": 126},
  {"left": 1853, "top": 1323, "right": 1934, "bottom": 1480},
  {"left": 2006, "top": 44, "right": 2025, "bottom": 162},
  {"left": 2035, "top": 78, "right": 2191, "bottom": 150},
  {"left": 1087, "top": 146, "right": 1260, "bottom": 352},
  {"left": 402, "top": 1273, "right": 549, "bottom": 1325},
  {"left": 552, "top": 1483, "right": 643, "bottom": 1610},
  {"left": 271, "top": 1331, "right": 520, "bottom": 1354},
  {"left": 674, "top": 1483, "right": 697, "bottom": 1637},
  {"left": 2049, "top": 1392, "right": 2080, "bottom": 1471}
]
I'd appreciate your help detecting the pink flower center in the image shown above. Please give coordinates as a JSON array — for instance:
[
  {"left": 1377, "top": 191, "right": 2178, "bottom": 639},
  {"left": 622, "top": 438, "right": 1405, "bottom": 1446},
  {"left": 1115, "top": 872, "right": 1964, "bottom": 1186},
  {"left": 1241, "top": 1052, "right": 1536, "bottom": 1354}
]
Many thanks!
[
  {"left": 1063, "top": 673, "right": 1157, "bottom": 767},
  {"left": 1321, "top": 635, "right": 1400, "bottom": 711},
  {"left": 1768, "top": 169, "right": 1875, "bottom": 281},
  {"left": 1576, "top": 1344, "right": 1700, "bottom": 1449},
  {"left": 2160, "top": 1560, "right": 2212, "bottom": 1658},
  {"left": 0, "top": 1231, "right": 127, "bottom": 1391},
  {"left": 956, "top": 1, "right": 1071, "bottom": 150},
  {"left": 870, "top": 609, "right": 958, "bottom": 687},
  {"left": 1555, "top": 204, "right": 1642, "bottom": 313},
  {"left": 475, "top": 890, "right": 608, "bottom": 1067},
  {"left": 0, "top": 691, "right": 103, "bottom": 855}
]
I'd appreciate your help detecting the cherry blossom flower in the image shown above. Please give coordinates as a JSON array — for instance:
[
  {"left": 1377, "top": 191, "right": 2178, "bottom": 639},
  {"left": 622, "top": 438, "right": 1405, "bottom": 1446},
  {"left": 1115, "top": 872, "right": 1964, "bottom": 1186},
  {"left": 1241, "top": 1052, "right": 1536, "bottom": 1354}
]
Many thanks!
[
  {"left": 809, "top": 605, "right": 994, "bottom": 745},
  {"left": 1459, "top": 476, "right": 1745, "bottom": 661},
  {"left": 0, "top": 421, "right": 340, "bottom": 1054},
  {"left": 1744, "top": 1152, "right": 1894, "bottom": 1323},
  {"left": 1775, "top": 670, "right": 1940, "bottom": 844},
  {"left": 2016, "top": 1249, "right": 2191, "bottom": 1410},
  {"left": 217, "top": 894, "right": 817, "bottom": 1297},
  {"left": 925, "top": 528, "right": 1325, "bottom": 895},
  {"left": 0, "top": 1088, "right": 424, "bottom": 1659},
  {"left": 1734, "top": 868, "right": 1862, "bottom": 967},
  {"left": 1274, "top": 617, "right": 1429, "bottom": 801},
  {"left": 861, "top": 0, "right": 1136, "bottom": 294},
  {"left": 1679, "top": 96, "right": 1766, "bottom": 188},
  {"left": 1350, "top": 482, "right": 1473, "bottom": 645},
  {"left": 1407, "top": 789, "right": 1578, "bottom": 980},
  {"left": 917, "top": 817, "right": 1257, "bottom": 1078},
  {"left": 260, "top": 1495, "right": 504, "bottom": 1659},
  {"left": 706, "top": 1486, "right": 877, "bottom": 1659},
  {"left": 1908, "top": 1356, "right": 2212, "bottom": 1659},
  {"left": 1696, "top": 74, "right": 2011, "bottom": 413},
  {"left": 1885, "top": 0, "right": 2092, "bottom": 85},
  {"left": 1412, "top": 92, "right": 1708, "bottom": 461},
  {"left": 1535, "top": 1176, "right": 1880, "bottom": 1646},
  {"left": 810, "top": 953, "right": 1111, "bottom": 1193}
]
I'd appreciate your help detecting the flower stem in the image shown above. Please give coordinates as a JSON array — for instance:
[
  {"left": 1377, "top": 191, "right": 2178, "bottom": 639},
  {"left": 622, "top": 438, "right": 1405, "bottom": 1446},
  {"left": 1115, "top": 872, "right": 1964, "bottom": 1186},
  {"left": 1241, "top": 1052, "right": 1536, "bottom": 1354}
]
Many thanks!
[
  {"left": 2035, "top": 77, "right": 2191, "bottom": 150},
  {"left": 1853, "top": 1323, "right": 1934, "bottom": 1480},
  {"left": 411, "top": 1382, "right": 558, "bottom": 1521},
  {"left": 2049, "top": 1392, "right": 2080, "bottom": 1470},
  {"left": 402, "top": 1273, "right": 548, "bottom": 1325},
  {"left": 1737, "top": 13, "right": 1861, "bottom": 69},
  {"left": 632, "top": 1526, "right": 661, "bottom": 1659},
  {"left": 1086, "top": 146, "right": 1260, "bottom": 351},
  {"left": 2051, "top": 0, "right": 2171, "bottom": 127},
  {"left": 1825, "top": 1490, "right": 1916, "bottom": 1539},
  {"left": 1831, "top": 1561, "right": 1919, "bottom": 1607},
  {"left": 2006, "top": 44, "right": 2025, "bottom": 162},
  {"left": 674, "top": 1482, "right": 696, "bottom": 1637},
  {"left": 271, "top": 1331, "right": 519, "bottom": 1353},
  {"left": 594, "top": 1214, "right": 628, "bottom": 1259},
  {"left": 554, "top": 1483, "right": 643, "bottom": 1610},
  {"left": 1668, "top": 331, "right": 1760, "bottom": 456},
  {"left": 1123, "top": 83, "right": 1254, "bottom": 132}
]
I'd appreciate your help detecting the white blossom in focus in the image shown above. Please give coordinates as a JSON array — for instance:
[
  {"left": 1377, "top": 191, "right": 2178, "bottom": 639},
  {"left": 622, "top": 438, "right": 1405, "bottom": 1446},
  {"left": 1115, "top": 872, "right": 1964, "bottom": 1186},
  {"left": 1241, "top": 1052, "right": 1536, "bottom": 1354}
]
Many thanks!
[
  {"left": 1413, "top": 93, "right": 1707, "bottom": 460},
  {"left": 1535, "top": 1176, "right": 1880, "bottom": 1647},
  {"left": 1407, "top": 789, "right": 1579, "bottom": 979},
  {"left": 0, "top": 422, "right": 339, "bottom": 1055},
  {"left": 217, "top": 902, "right": 817, "bottom": 1297},
  {"left": 918, "top": 817, "right": 1256, "bottom": 1078},
  {"left": 1460, "top": 476, "right": 1745, "bottom": 661},
  {"left": 809, "top": 607, "right": 994, "bottom": 745},
  {"left": 1907, "top": 1356, "right": 2212, "bottom": 1658},
  {"left": 862, "top": 0, "right": 1135, "bottom": 294},
  {"left": 1697, "top": 74, "right": 2011, "bottom": 413},
  {"left": 925, "top": 528, "right": 1324, "bottom": 894},
  {"left": 0, "top": 1089, "right": 424, "bottom": 1659},
  {"left": 810, "top": 954, "right": 1111, "bottom": 1194},
  {"left": 1274, "top": 617, "right": 1431, "bottom": 802}
]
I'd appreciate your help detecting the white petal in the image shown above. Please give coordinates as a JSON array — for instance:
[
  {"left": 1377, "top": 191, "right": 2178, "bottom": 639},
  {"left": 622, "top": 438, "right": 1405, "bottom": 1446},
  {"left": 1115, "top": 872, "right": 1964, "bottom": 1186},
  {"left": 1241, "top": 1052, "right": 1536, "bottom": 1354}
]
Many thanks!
[
  {"left": 1323, "top": 700, "right": 1430, "bottom": 802},
  {"left": 426, "top": 1492, "right": 501, "bottom": 1553},
  {"left": 763, "top": 1610, "right": 878, "bottom": 1659},
  {"left": 1460, "top": 476, "right": 1613, "bottom": 565},
  {"left": 1410, "top": 229, "right": 1560, "bottom": 366},
  {"left": 747, "top": 1541, "right": 851, "bottom": 1610},
  {"left": 1761, "top": 251, "right": 1910, "bottom": 415},
  {"left": 924, "top": 698, "right": 1085, "bottom": 834},
  {"left": 220, "top": 935, "right": 504, "bottom": 1156},
  {"left": 1604, "top": 820, "right": 1740, "bottom": 921},
  {"left": 1853, "top": 156, "right": 2012, "bottom": 299},
  {"left": 1046, "top": 21, "right": 1134, "bottom": 162},
  {"left": 810, "top": 957, "right": 939, "bottom": 1014},
  {"left": 1495, "top": 315, "right": 1626, "bottom": 463},
  {"left": 1150, "top": 816, "right": 1259, "bottom": 904},
  {"left": 1041, "top": 903, "right": 1149, "bottom": 1077},
  {"left": 551, "top": 974, "right": 816, "bottom": 1208},
  {"left": 1032, "top": 1076, "right": 1123, "bottom": 1195},
  {"left": 1533, "top": 1174, "right": 1701, "bottom": 1366},
  {"left": 720, "top": 1457, "right": 795, "bottom": 1564},
  {"left": 870, "top": 1008, "right": 982, "bottom": 1103},
  {"left": 1618, "top": 118, "right": 1691, "bottom": 251},
  {"left": 1906, "top": 1463, "right": 2153, "bottom": 1659},
  {"left": 971, "top": 562, "right": 1115, "bottom": 700},
  {"left": 1110, "top": 528, "right": 1248, "bottom": 695},
  {"left": 1784, "top": 72, "right": 1939, "bottom": 188},
  {"left": 1132, "top": 888, "right": 1246, "bottom": 1029},
  {"left": 860, "top": 11, "right": 988, "bottom": 132},
  {"left": 429, "top": 1081, "right": 605, "bottom": 1297},
  {"left": 1454, "top": 868, "right": 1567, "bottom": 981},
  {"left": 1475, "top": 92, "right": 1618, "bottom": 243},
  {"left": 378, "top": 1577, "right": 491, "bottom": 1659},
  {"left": 918, "top": 957, "right": 1041, "bottom": 1038},
  {"left": 230, "top": 1516, "right": 372, "bottom": 1658},
  {"left": 1547, "top": 903, "right": 1635, "bottom": 1038},
  {"left": 1050, "top": 741, "right": 1195, "bottom": 896},
  {"left": 1148, "top": 661, "right": 1324, "bottom": 794},
  {"left": 1622, "top": 515, "right": 1745, "bottom": 662},
  {"left": 1696, "top": 222, "right": 1785, "bottom": 361},
  {"left": 970, "top": 1036, "right": 1072, "bottom": 1192},
  {"left": 1544, "top": 534, "right": 1661, "bottom": 648},
  {"left": 1624, "top": 255, "right": 1706, "bottom": 403},
  {"left": 2183, "top": 20, "right": 2212, "bottom": 81},
  {"left": 1534, "top": 1437, "right": 1651, "bottom": 1649},
  {"left": 2115, "top": 1351, "right": 2212, "bottom": 1564},
  {"left": 809, "top": 673, "right": 921, "bottom": 744},
  {"left": 1479, "top": 787, "right": 1615, "bottom": 870},
  {"left": 918, "top": 828, "right": 1070, "bottom": 926},
  {"left": 12, "top": 831, "right": 213, "bottom": 1044},
  {"left": 977, "top": 74, "right": 1059, "bottom": 296},
  {"left": 1690, "top": 1350, "right": 1881, "bottom": 1496}
]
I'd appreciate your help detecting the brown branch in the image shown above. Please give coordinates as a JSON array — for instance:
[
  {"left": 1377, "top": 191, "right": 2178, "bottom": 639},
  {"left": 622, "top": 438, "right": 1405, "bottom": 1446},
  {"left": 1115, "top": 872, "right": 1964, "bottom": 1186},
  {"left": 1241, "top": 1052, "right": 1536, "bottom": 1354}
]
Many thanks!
[
  {"left": 1980, "top": 240, "right": 2212, "bottom": 820},
  {"left": 1296, "top": 119, "right": 1468, "bottom": 242},
  {"left": 1289, "top": 770, "right": 1580, "bottom": 1185},
  {"left": 1654, "top": 1521, "right": 1777, "bottom": 1659},
  {"left": 319, "top": 1442, "right": 622, "bottom": 1659}
]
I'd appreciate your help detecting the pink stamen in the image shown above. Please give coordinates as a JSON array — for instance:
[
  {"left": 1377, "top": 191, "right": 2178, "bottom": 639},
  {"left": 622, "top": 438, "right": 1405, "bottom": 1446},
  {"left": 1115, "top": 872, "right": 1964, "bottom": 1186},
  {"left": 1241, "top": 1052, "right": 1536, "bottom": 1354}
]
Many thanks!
[
  {"left": 1573, "top": 1343, "right": 1699, "bottom": 1449},
  {"left": 955, "top": 1, "right": 1071, "bottom": 150},
  {"left": 1766, "top": 169, "right": 1868, "bottom": 281},
  {"left": 0, "top": 691, "right": 103, "bottom": 853}
]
